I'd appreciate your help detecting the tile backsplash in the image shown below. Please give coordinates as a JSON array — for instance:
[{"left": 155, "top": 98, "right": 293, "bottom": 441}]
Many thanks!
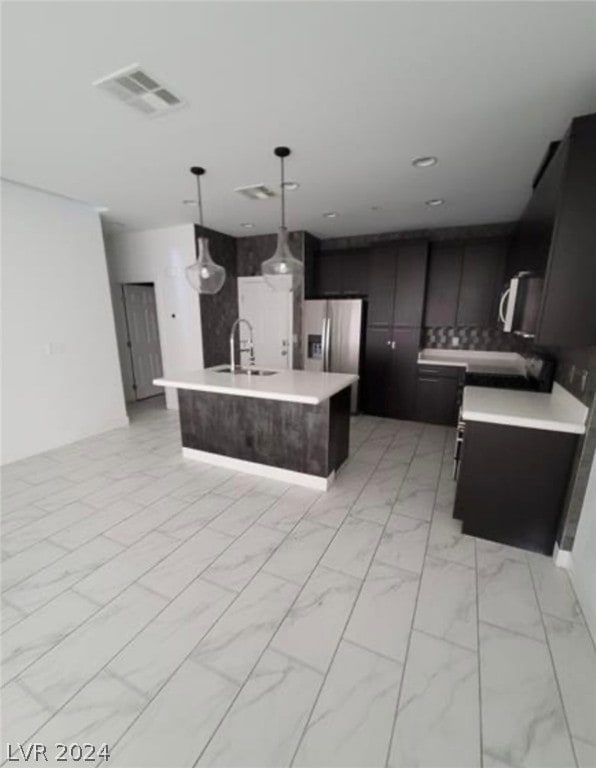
[{"left": 423, "top": 326, "right": 531, "bottom": 353}]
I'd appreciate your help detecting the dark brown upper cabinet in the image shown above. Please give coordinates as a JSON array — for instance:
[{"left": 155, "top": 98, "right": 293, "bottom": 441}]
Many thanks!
[
  {"left": 316, "top": 251, "right": 343, "bottom": 297},
  {"left": 367, "top": 244, "right": 398, "bottom": 325},
  {"left": 368, "top": 240, "right": 428, "bottom": 327},
  {"left": 424, "top": 242, "right": 463, "bottom": 326},
  {"left": 457, "top": 239, "right": 507, "bottom": 327},
  {"left": 310, "top": 248, "right": 368, "bottom": 298},
  {"left": 424, "top": 238, "right": 507, "bottom": 328},
  {"left": 506, "top": 139, "right": 566, "bottom": 281},
  {"left": 533, "top": 113, "right": 596, "bottom": 348},
  {"left": 392, "top": 241, "right": 429, "bottom": 326},
  {"left": 340, "top": 248, "right": 369, "bottom": 295}
]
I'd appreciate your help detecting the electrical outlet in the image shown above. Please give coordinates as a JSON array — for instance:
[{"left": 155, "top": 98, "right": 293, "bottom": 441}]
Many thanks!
[
  {"left": 451, "top": 336, "right": 460, "bottom": 348},
  {"left": 580, "top": 369, "right": 588, "bottom": 393}
]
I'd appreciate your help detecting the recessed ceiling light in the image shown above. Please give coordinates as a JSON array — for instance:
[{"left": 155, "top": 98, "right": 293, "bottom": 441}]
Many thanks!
[
  {"left": 412, "top": 156, "right": 438, "bottom": 168},
  {"left": 241, "top": 222, "right": 255, "bottom": 229},
  {"left": 323, "top": 212, "right": 339, "bottom": 219},
  {"left": 425, "top": 198, "right": 445, "bottom": 207},
  {"left": 183, "top": 199, "right": 198, "bottom": 206},
  {"left": 282, "top": 181, "right": 300, "bottom": 191}
]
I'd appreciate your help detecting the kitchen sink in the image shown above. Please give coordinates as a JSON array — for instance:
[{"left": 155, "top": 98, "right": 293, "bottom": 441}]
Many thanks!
[{"left": 215, "top": 367, "right": 278, "bottom": 376}]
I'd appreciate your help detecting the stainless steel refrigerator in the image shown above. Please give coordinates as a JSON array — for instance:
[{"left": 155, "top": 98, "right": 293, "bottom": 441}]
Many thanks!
[{"left": 303, "top": 299, "right": 364, "bottom": 413}]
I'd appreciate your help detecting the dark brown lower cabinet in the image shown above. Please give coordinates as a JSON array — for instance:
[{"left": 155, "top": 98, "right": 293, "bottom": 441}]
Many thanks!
[
  {"left": 415, "top": 365, "right": 463, "bottom": 426},
  {"left": 454, "top": 421, "right": 578, "bottom": 554},
  {"left": 362, "top": 326, "right": 420, "bottom": 420}
]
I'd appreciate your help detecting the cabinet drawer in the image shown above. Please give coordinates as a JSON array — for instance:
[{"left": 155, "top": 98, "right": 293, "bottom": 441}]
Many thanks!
[
  {"left": 417, "top": 364, "right": 463, "bottom": 380},
  {"left": 415, "top": 373, "right": 460, "bottom": 426}
]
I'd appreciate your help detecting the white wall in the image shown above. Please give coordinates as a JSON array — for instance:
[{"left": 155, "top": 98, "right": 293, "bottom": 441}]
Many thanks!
[
  {"left": 1, "top": 180, "right": 128, "bottom": 465},
  {"left": 571, "top": 448, "right": 596, "bottom": 642},
  {"left": 104, "top": 225, "right": 203, "bottom": 409}
]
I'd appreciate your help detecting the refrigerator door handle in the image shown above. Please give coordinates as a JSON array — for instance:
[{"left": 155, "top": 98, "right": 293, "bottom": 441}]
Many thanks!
[
  {"left": 321, "top": 317, "right": 328, "bottom": 372},
  {"left": 324, "top": 316, "right": 332, "bottom": 372}
]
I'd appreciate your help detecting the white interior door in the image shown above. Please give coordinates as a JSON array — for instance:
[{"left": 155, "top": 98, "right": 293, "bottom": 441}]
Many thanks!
[
  {"left": 123, "top": 284, "right": 163, "bottom": 399},
  {"left": 238, "top": 276, "right": 293, "bottom": 369}
]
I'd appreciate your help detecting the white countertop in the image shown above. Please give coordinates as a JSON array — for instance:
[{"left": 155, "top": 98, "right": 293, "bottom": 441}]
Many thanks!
[
  {"left": 418, "top": 349, "right": 527, "bottom": 376},
  {"left": 462, "top": 383, "right": 588, "bottom": 434},
  {"left": 154, "top": 366, "right": 358, "bottom": 405}
]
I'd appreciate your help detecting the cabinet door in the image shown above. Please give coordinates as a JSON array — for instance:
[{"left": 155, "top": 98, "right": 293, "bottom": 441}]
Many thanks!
[
  {"left": 416, "top": 374, "right": 460, "bottom": 425},
  {"left": 506, "top": 143, "right": 565, "bottom": 280},
  {"left": 316, "top": 252, "right": 343, "bottom": 297},
  {"left": 361, "top": 326, "right": 393, "bottom": 416},
  {"left": 457, "top": 240, "right": 507, "bottom": 327},
  {"left": 388, "top": 327, "right": 422, "bottom": 420},
  {"left": 367, "top": 244, "right": 397, "bottom": 326},
  {"left": 393, "top": 241, "right": 428, "bottom": 326},
  {"left": 341, "top": 248, "right": 369, "bottom": 295},
  {"left": 537, "top": 114, "right": 596, "bottom": 347},
  {"left": 424, "top": 242, "right": 463, "bottom": 326}
]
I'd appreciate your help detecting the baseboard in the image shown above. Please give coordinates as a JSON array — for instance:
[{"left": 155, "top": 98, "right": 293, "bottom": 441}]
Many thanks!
[
  {"left": 182, "top": 446, "right": 334, "bottom": 491},
  {"left": 553, "top": 542, "right": 572, "bottom": 569},
  {"left": 0, "top": 414, "right": 130, "bottom": 466}
]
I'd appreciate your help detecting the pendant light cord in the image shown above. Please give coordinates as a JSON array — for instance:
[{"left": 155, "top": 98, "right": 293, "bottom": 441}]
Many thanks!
[
  {"left": 280, "top": 155, "right": 286, "bottom": 229},
  {"left": 196, "top": 174, "right": 204, "bottom": 229}
]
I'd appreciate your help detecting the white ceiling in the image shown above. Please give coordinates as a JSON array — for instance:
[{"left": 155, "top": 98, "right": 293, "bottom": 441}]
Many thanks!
[{"left": 3, "top": 1, "right": 596, "bottom": 238}]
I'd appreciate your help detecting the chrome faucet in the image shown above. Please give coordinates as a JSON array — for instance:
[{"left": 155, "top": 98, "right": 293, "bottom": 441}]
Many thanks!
[{"left": 229, "top": 318, "right": 255, "bottom": 372}]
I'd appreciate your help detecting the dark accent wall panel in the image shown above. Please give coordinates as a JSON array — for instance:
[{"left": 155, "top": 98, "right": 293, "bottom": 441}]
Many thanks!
[{"left": 195, "top": 225, "right": 238, "bottom": 368}]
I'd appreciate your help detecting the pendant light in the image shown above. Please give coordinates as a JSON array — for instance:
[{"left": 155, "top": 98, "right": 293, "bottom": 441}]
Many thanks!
[
  {"left": 261, "top": 146, "right": 304, "bottom": 292},
  {"left": 185, "top": 167, "right": 226, "bottom": 295}
]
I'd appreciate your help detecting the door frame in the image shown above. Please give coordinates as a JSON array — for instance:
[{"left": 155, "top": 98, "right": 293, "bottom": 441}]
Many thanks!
[{"left": 120, "top": 282, "right": 164, "bottom": 401}]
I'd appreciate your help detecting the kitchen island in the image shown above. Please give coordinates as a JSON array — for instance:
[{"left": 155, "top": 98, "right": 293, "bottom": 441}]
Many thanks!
[{"left": 154, "top": 366, "right": 358, "bottom": 490}]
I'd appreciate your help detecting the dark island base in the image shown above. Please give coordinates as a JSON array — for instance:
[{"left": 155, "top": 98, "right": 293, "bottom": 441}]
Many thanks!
[
  {"left": 177, "top": 386, "right": 351, "bottom": 490},
  {"left": 454, "top": 421, "right": 578, "bottom": 554}
]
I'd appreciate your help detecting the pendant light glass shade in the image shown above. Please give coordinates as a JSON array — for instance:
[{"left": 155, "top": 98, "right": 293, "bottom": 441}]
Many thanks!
[
  {"left": 185, "top": 236, "right": 226, "bottom": 294},
  {"left": 262, "top": 147, "right": 303, "bottom": 292},
  {"left": 184, "top": 167, "right": 226, "bottom": 295},
  {"left": 262, "top": 226, "right": 304, "bottom": 291}
]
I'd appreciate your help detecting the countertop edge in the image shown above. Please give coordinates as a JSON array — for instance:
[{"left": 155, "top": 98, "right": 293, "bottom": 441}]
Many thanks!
[
  {"left": 416, "top": 358, "right": 468, "bottom": 368},
  {"left": 461, "top": 409, "right": 586, "bottom": 435},
  {"left": 153, "top": 375, "right": 356, "bottom": 405}
]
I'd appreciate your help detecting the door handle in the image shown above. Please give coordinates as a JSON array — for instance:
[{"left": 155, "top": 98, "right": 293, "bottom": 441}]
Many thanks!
[
  {"left": 498, "top": 288, "right": 511, "bottom": 324},
  {"left": 321, "top": 317, "right": 330, "bottom": 372}
]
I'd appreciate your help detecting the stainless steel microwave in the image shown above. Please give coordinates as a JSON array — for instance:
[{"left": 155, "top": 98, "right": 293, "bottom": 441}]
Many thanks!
[{"left": 498, "top": 271, "right": 544, "bottom": 338}]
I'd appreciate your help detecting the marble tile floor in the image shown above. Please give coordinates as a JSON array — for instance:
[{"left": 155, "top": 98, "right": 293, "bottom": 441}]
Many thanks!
[{"left": 1, "top": 397, "right": 595, "bottom": 768}]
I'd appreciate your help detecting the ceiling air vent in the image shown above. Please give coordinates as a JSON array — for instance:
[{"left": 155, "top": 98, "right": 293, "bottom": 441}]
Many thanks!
[
  {"left": 234, "top": 184, "right": 277, "bottom": 201},
  {"left": 92, "top": 64, "right": 185, "bottom": 117}
]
